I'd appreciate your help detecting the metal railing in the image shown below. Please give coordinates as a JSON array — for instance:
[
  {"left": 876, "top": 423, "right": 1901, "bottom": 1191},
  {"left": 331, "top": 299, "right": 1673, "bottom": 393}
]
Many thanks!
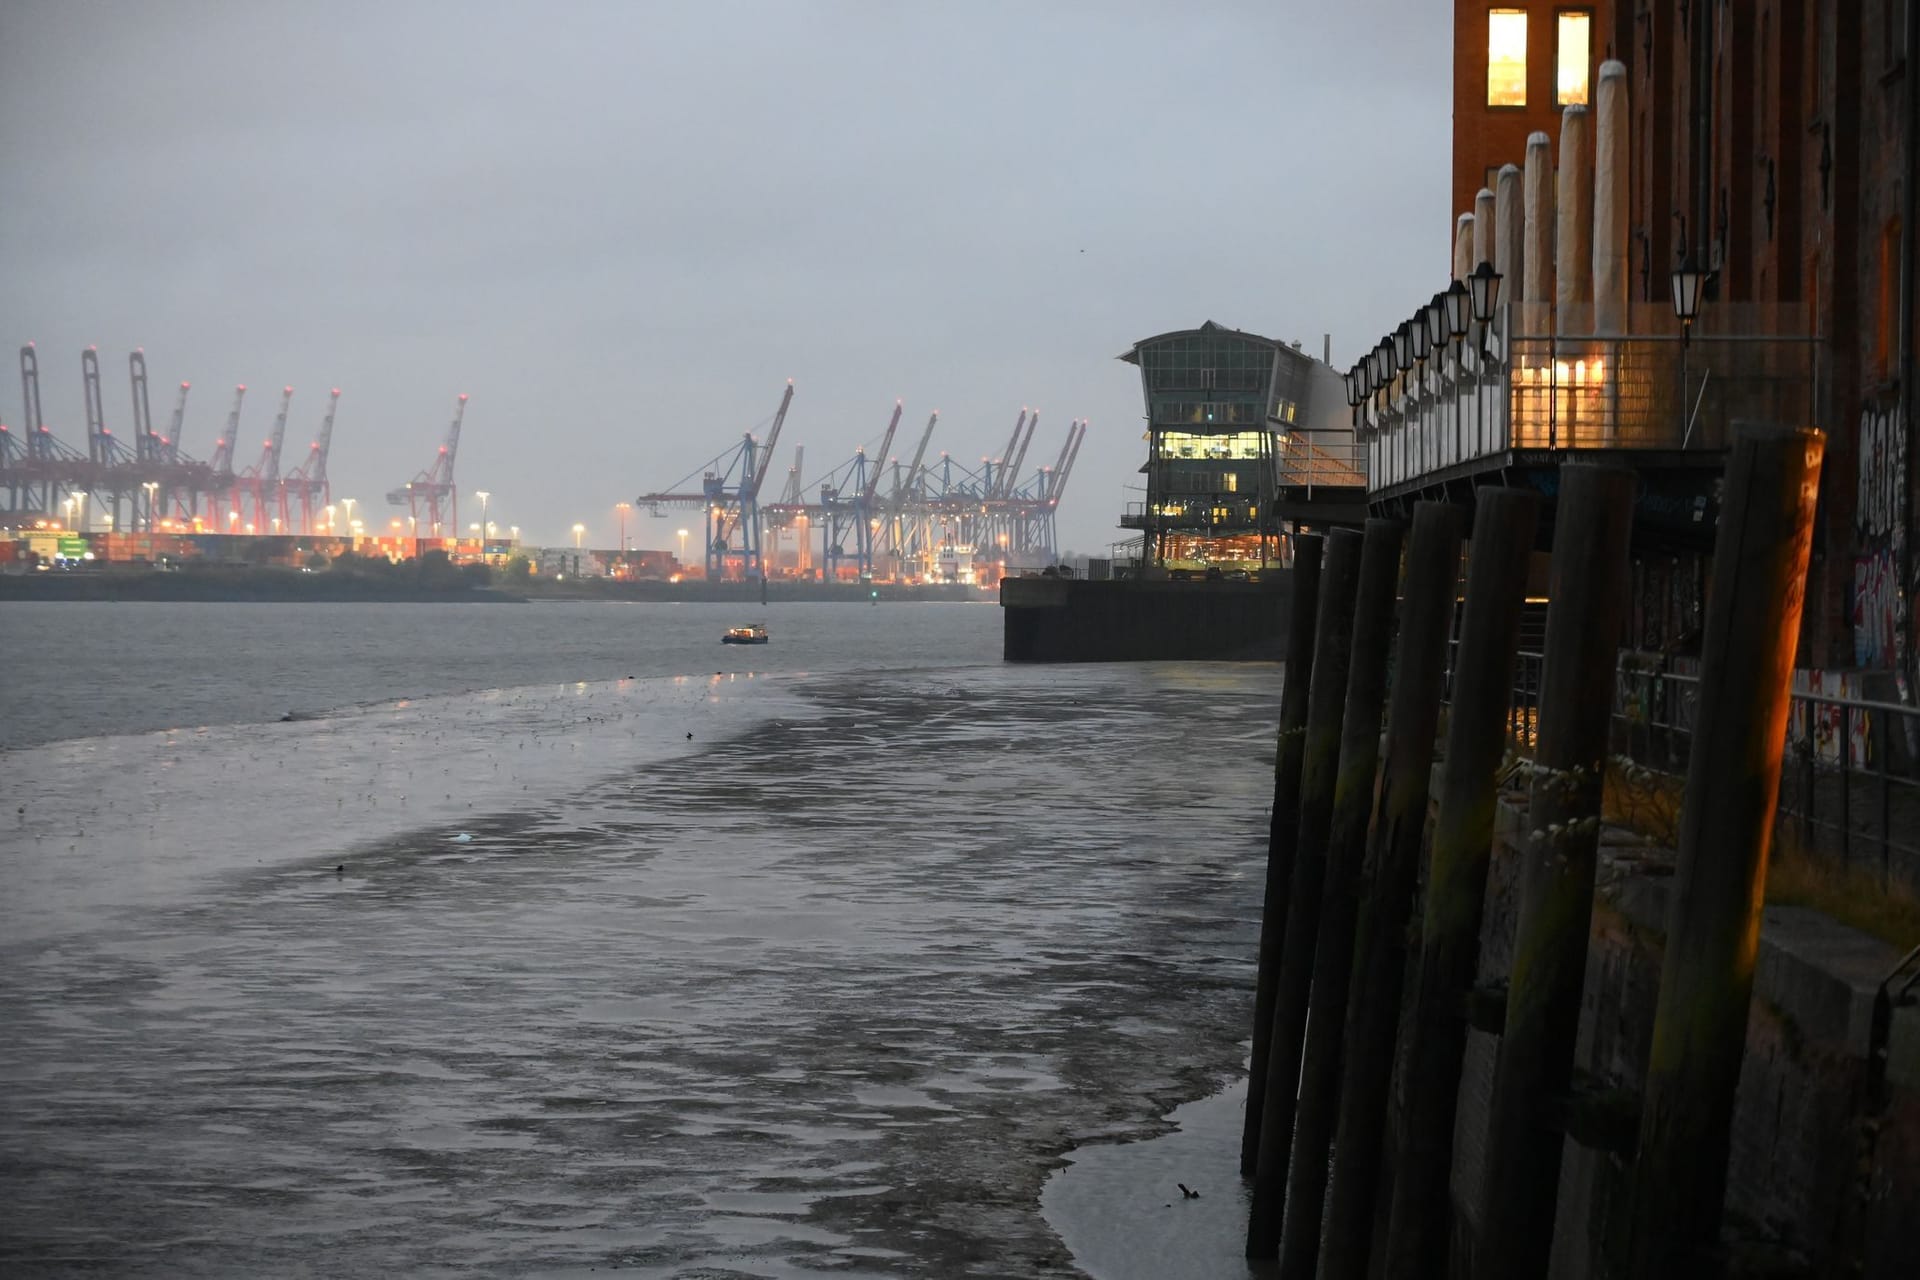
[
  {"left": 1360, "top": 302, "right": 1823, "bottom": 492},
  {"left": 1498, "top": 649, "right": 1920, "bottom": 894},
  {"left": 1276, "top": 430, "right": 1367, "bottom": 493}
]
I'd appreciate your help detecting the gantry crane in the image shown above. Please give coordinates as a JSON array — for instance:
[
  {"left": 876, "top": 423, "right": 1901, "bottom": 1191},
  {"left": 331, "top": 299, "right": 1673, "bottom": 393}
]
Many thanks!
[
  {"left": 81, "top": 347, "right": 138, "bottom": 528},
  {"left": 637, "top": 380, "right": 794, "bottom": 581},
  {"left": 283, "top": 389, "right": 340, "bottom": 534},
  {"left": 205, "top": 384, "right": 249, "bottom": 526},
  {"left": 820, "top": 399, "right": 902, "bottom": 581},
  {"left": 234, "top": 386, "right": 293, "bottom": 532},
  {"left": 386, "top": 393, "right": 467, "bottom": 537},
  {"left": 8, "top": 343, "right": 82, "bottom": 518}
]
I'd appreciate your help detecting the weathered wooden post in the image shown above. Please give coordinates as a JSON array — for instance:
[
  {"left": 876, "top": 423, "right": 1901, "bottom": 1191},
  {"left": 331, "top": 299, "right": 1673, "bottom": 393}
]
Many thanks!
[
  {"left": 1275, "top": 518, "right": 1407, "bottom": 1276},
  {"left": 1318, "top": 501, "right": 1468, "bottom": 1280},
  {"left": 1475, "top": 464, "right": 1636, "bottom": 1280},
  {"left": 1624, "top": 426, "right": 1823, "bottom": 1276},
  {"left": 1242, "top": 534, "right": 1326, "bottom": 1176},
  {"left": 1380, "top": 488, "right": 1540, "bottom": 1280},
  {"left": 1246, "top": 526, "right": 1364, "bottom": 1259}
]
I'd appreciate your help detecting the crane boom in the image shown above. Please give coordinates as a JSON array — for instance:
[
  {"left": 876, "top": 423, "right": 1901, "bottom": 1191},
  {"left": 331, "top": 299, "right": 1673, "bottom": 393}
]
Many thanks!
[
  {"left": 744, "top": 379, "right": 794, "bottom": 504},
  {"left": 210, "top": 385, "right": 247, "bottom": 474},
  {"left": 81, "top": 347, "right": 109, "bottom": 463},
  {"left": 991, "top": 409, "right": 1027, "bottom": 498},
  {"left": 895, "top": 411, "right": 938, "bottom": 508},
  {"left": 861, "top": 400, "right": 904, "bottom": 502},
  {"left": 1003, "top": 410, "right": 1039, "bottom": 497},
  {"left": 165, "top": 380, "right": 191, "bottom": 461},
  {"left": 1051, "top": 420, "right": 1087, "bottom": 501},
  {"left": 129, "top": 351, "right": 156, "bottom": 462}
]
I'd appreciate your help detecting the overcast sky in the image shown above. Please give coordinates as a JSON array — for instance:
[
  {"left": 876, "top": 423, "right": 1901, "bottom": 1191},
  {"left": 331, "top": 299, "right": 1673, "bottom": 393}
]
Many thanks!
[{"left": 1, "top": 0, "right": 1450, "bottom": 553}]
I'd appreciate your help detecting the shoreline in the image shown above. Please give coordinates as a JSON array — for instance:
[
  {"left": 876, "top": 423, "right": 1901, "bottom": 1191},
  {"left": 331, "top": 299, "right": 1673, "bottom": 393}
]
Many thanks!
[{"left": 0, "top": 570, "right": 995, "bottom": 606}]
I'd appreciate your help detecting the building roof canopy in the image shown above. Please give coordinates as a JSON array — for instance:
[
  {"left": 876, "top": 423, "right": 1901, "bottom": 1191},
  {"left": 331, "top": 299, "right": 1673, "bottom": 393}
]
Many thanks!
[{"left": 1116, "top": 320, "right": 1297, "bottom": 365}]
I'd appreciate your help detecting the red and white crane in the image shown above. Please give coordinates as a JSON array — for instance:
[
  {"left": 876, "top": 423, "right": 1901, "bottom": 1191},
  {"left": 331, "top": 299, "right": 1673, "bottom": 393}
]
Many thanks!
[
  {"left": 283, "top": 388, "right": 340, "bottom": 535},
  {"left": 386, "top": 393, "right": 467, "bottom": 537}
]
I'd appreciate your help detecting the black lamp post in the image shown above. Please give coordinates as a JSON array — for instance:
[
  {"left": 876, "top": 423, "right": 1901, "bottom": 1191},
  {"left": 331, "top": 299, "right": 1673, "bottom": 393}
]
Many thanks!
[
  {"left": 1444, "top": 279, "right": 1471, "bottom": 343},
  {"left": 1670, "top": 255, "right": 1714, "bottom": 348},
  {"left": 1468, "top": 260, "right": 1504, "bottom": 327},
  {"left": 1425, "top": 291, "right": 1449, "bottom": 351}
]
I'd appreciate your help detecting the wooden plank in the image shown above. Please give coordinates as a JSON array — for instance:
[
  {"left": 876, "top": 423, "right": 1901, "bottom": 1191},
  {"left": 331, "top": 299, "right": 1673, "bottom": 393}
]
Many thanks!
[
  {"left": 1318, "top": 501, "right": 1468, "bottom": 1280},
  {"left": 1380, "top": 487, "right": 1541, "bottom": 1280},
  {"left": 1624, "top": 425, "right": 1824, "bottom": 1276},
  {"left": 1476, "top": 464, "right": 1638, "bottom": 1280},
  {"left": 1242, "top": 534, "right": 1327, "bottom": 1175},
  {"left": 1246, "top": 526, "right": 1365, "bottom": 1259}
]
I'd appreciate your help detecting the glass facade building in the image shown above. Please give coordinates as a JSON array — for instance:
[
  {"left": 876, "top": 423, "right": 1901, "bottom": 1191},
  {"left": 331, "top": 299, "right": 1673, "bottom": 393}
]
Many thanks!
[{"left": 1117, "top": 321, "right": 1330, "bottom": 573}]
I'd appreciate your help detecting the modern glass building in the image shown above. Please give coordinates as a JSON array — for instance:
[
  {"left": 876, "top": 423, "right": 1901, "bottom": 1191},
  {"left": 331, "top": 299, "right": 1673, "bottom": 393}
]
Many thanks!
[{"left": 1117, "top": 321, "right": 1356, "bottom": 574}]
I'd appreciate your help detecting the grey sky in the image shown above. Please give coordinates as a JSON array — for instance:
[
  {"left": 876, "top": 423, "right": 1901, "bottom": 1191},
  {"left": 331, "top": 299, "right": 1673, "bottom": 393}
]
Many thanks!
[{"left": 1, "top": 0, "right": 1450, "bottom": 553}]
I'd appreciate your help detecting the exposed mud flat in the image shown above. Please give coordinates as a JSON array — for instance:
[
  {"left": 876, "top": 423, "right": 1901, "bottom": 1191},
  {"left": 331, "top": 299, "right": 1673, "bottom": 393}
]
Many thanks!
[{"left": 2, "top": 662, "right": 1279, "bottom": 1276}]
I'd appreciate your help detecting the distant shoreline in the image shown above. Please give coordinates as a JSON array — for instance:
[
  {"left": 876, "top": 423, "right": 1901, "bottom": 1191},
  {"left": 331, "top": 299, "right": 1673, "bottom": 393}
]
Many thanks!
[{"left": 0, "top": 570, "right": 994, "bottom": 606}]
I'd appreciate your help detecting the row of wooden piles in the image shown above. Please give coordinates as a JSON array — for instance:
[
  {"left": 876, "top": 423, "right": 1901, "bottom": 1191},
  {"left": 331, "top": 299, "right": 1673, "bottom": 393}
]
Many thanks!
[{"left": 1241, "top": 425, "right": 1824, "bottom": 1278}]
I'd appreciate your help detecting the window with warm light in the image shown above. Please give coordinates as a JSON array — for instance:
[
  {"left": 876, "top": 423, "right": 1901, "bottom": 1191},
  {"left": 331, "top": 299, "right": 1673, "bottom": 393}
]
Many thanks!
[
  {"left": 1488, "top": 10, "right": 1528, "bottom": 107},
  {"left": 1557, "top": 11, "right": 1591, "bottom": 106}
]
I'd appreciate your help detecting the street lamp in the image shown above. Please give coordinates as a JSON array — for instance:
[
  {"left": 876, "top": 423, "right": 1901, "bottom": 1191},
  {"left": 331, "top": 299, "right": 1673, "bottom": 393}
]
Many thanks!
[
  {"left": 324, "top": 503, "right": 336, "bottom": 533},
  {"left": 1468, "top": 260, "right": 1503, "bottom": 328},
  {"left": 677, "top": 527, "right": 689, "bottom": 564},
  {"left": 1670, "top": 256, "right": 1714, "bottom": 347},
  {"left": 143, "top": 481, "right": 159, "bottom": 532},
  {"left": 572, "top": 522, "right": 585, "bottom": 549},
  {"left": 341, "top": 497, "right": 356, "bottom": 528},
  {"left": 615, "top": 501, "right": 631, "bottom": 552},
  {"left": 475, "top": 491, "right": 490, "bottom": 560}
]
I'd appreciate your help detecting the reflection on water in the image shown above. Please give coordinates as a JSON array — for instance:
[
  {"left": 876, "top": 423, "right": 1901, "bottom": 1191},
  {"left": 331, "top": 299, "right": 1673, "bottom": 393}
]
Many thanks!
[{"left": 2, "top": 661, "right": 1280, "bottom": 1276}]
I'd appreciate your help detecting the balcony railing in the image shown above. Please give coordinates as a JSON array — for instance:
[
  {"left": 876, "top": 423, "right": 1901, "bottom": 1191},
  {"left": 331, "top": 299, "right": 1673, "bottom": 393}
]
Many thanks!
[
  {"left": 1119, "top": 498, "right": 1263, "bottom": 530},
  {"left": 1276, "top": 429, "right": 1367, "bottom": 492},
  {"left": 1360, "top": 302, "right": 1822, "bottom": 493}
]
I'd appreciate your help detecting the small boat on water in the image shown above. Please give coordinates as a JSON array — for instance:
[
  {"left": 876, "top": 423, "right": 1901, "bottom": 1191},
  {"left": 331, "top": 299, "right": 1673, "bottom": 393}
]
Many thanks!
[{"left": 721, "top": 623, "right": 769, "bottom": 645}]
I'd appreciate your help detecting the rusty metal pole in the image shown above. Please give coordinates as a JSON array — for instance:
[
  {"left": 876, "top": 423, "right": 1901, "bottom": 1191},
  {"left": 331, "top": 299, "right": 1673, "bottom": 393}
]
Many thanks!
[
  {"left": 1246, "top": 525, "right": 1365, "bottom": 1259},
  {"left": 1276, "top": 518, "right": 1406, "bottom": 1277},
  {"left": 1318, "top": 501, "right": 1468, "bottom": 1280},
  {"left": 1476, "top": 464, "right": 1638, "bottom": 1280},
  {"left": 1242, "top": 534, "right": 1326, "bottom": 1176},
  {"left": 1380, "top": 488, "right": 1541, "bottom": 1280},
  {"left": 1625, "top": 426, "right": 1823, "bottom": 1277}
]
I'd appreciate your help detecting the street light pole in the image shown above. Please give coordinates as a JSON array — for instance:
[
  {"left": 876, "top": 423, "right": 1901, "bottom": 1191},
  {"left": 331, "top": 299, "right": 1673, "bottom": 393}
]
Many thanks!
[
  {"left": 573, "top": 523, "right": 585, "bottom": 550},
  {"left": 475, "top": 490, "right": 491, "bottom": 563}
]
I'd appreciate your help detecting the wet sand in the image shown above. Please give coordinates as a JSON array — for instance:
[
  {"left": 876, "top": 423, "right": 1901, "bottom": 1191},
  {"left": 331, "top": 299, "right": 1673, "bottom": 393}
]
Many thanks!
[{"left": 2, "top": 662, "right": 1278, "bottom": 1276}]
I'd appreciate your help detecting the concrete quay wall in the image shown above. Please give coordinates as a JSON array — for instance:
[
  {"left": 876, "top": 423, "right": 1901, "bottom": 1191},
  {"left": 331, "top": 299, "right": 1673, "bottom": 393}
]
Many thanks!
[
  {"left": 1432, "top": 791, "right": 1920, "bottom": 1277},
  {"left": 999, "top": 576, "right": 1292, "bottom": 662}
]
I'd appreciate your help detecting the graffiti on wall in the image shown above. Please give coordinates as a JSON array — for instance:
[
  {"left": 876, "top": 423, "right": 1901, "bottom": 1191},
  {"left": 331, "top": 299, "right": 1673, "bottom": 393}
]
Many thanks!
[{"left": 1853, "top": 403, "right": 1908, "bottom": 669}]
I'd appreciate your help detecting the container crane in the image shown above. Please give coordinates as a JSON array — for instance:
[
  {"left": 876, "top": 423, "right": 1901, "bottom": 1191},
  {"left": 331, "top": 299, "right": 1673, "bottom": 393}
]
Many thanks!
[
  {"left": 10, "top": 344, "right": 79, "bottom": 519},
  {"left": 235, "top": 386, "right": 293, "bottom": 532},
  {"left": 634, "top": 380, "right": 793, "bottom": 581},
  {"left": 882, "top": 410, "right": 938, "bottom": 579},
  {"left": 820, "top": 399, "right": 902, "bottom": 581},
  {"left": 283, "top": 389, "right": 340, "bottom": 534},
  {"left": 206, "top": 384, "right": 249, "bottom": 526},
  {"left": 386, "top": 393, "right": 466, "bottom": 537},
  {"left": 81, "top": 347, "right": 138, "bottom": 529}
]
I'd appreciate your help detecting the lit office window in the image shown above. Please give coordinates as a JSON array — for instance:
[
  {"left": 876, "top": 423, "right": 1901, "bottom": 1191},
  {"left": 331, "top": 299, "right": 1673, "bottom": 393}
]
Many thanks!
[
  {"left": 1488, "top": 10, "right": 1528, "bottom": 106},
  {"left": 1557, "top": 12, "right": 1591, "bottom": 105}
]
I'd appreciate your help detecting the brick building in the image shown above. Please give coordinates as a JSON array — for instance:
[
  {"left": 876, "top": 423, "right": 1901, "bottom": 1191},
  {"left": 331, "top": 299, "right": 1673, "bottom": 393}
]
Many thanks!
[{"left": 1376, "top": 2, "right": 1915, "bottom": 677}]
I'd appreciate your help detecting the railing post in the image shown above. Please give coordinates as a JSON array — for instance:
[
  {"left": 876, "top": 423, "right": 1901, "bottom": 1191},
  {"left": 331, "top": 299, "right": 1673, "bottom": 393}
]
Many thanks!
[
  {"left": 1245, "top": 527, "right": 1364, "bottom": 1258},
  {"left": 1624, "top": 424, "right": 1823, "bottom": 1276},
  {"left": 1241, "top": 534, "right": 1326, "bottom": 1176},
  {"left": 1841, "top": 701, "right": 1853, "bottom": 868},
  {"left": 1273, "top": 517, "right": 1407, "bottom": 1276},
  {"left": 1475, "top": 464, "right": 1637, "bottom": 1280},
  {"left": 1380, "top": 488, "right": 1541, "bottom": 1280},
  {"left": 1319, "top": 501, "right": 1468, "bottom": 1280}
]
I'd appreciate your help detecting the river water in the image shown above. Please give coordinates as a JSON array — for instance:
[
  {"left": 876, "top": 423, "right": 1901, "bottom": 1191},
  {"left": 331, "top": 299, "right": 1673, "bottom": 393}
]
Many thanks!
[{"left": 0, "top": 601, "right": 1276, "bottom": 1277}]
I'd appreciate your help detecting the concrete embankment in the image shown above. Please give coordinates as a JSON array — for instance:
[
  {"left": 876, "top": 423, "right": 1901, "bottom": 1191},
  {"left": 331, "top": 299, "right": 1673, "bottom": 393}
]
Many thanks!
[{"left": 1000, "top": 576, "right": 1291, "bottom": 662}]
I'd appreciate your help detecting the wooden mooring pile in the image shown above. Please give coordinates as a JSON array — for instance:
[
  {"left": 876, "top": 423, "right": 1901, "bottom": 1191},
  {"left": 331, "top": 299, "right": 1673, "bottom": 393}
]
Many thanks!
[{"left": 1242, "top": 425, "right": 1826, "bottom": 1278}]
